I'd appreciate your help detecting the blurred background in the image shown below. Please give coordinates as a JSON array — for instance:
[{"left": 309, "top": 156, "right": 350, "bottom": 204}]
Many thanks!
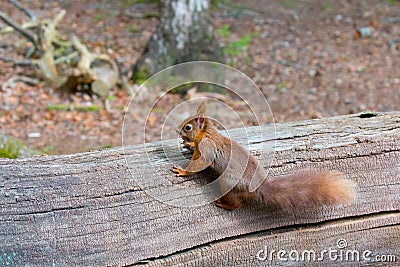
[{"left": 0, "top": 0, "right": 399, "bottom": 157}]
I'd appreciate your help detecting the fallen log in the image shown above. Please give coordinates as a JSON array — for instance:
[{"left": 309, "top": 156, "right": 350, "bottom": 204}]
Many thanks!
[{"left": 0, "top": 111, "right": 399, "bottom": 266}]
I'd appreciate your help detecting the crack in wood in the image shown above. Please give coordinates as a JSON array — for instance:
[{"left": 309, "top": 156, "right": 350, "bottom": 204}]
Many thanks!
[
  {"left": 8, "top": 204, "right": 86, "bottom": 216},
  {"left": 129, "top": 211, "right": 400, "bottom": 266}
]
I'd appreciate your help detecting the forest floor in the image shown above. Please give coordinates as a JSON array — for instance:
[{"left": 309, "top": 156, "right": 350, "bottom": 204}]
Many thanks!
[{"left": 0, "top": 0, "right": 399, "bottom": 156}]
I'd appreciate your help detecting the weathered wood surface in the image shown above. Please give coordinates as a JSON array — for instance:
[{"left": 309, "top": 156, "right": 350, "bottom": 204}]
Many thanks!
[{"left": 0, "top": 112, "right": 399, "bottom": 266}]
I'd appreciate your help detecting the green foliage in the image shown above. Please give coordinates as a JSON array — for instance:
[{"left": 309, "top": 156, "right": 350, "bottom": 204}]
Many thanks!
[
  {"left": 322, "top": 1, "right": 332, "bottom": 11},
  {"left": 217, "top": 24, "right": 259, "bottom": 66},
  {"left": 384, "top": 0, "right": 397, "bottom": 4},
  {"left": 94, "top": 14, "right": 104, "bottom": 22},
  {"left": 118, "top": 0, "right": 161, "bottom": 18},
  {"left": 282, "top": 0, "right": 298, "bottom": 9},
  {"left": 0, "top": 135, "right": 41, "bottom": 158},
  {"left": 47, "top": 104, "right": 104, "bottom": 112},
  {"left": 211, "top": 0, "right": 246, "bottom": 14},
  {"left": 142, "top": 12, "right": 160, "bottom": 19},
  {"left": 127, "top": 25, "right": 140, "bottom": 34},
  {"left": 151, "top": 107, "right": 164, "bottom": 113},
  {"left": 277, "top": 82, "right": 288, "bottom": 90},
  {"left": 211, "top": 0, "right": 223, "bottom": 8},
  {"left": 134, "top": 65, "right": 152, "bottom": 85},
  {"left": 119, "top": 0, "right": 136, "bottom": 8},
  {"left": 53, "top": 45, "right": 76, "bottom": 66},
  {"left": 47, "top": 104, "right": 70, "bottom": 111},
  {"left": 42, "top": 146, "right": 54, "bottom": 155},
  {"left": 118, "top": 0, "right": 161, "bottom": 10},
  {"left": 134, "top": 0, "right": 161, "bottom": 4},
  {"left": 223, "top": 34, "right": 253, "bottom": 56},
  {"left": 0, "top": 137, "right": 21, "bottom": 159},
  {"left": 108, "top": 11, "right": 119, "bottom": 18},
  {"left": 169, "top": 82, "right": 226, "bottom": 95},
  {"left": 81, "top": 105, "right": 103, "bottom": 112},
  {"left": 219, "top": 28, "right": 259, "bottom": 57},
  {"left": 60, "top": 2, "right": 70, "bottom": 9},
  {"left": 169, "top": 82, "right": 195, "bottom": 94},
  {"left": 216, "top": 25, "right": 231, "bottom": 38}
]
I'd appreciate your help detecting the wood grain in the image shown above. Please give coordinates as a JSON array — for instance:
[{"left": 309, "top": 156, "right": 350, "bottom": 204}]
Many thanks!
[{"left": 0, "top": 112, "right": 399, "bottom": 266}]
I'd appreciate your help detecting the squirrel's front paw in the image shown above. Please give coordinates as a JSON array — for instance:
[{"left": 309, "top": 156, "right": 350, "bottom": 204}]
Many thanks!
[
  {"left": 171, "top": 165, "right": 188, "bottom": 177},
  {"left": 182, "top": 141, "right": 195, "bottom": 150}
]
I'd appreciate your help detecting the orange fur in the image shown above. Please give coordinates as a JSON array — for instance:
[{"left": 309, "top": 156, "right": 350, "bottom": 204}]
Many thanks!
[{"left": 256, "top": 170, "right": 356, "bottom": 211}]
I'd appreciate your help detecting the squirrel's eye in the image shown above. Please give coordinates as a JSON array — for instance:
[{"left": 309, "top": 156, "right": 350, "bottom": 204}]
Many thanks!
[{"left": 185, "top": 124, "right": 193, "bottom": 131}]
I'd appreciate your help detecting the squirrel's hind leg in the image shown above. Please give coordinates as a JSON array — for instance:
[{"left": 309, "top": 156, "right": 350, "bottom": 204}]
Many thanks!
[{"left": 215, "top": 192, "right": 242, "bottom": 210}]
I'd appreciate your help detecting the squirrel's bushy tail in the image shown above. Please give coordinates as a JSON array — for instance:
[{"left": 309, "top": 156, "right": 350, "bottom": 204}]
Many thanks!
[{"left": 257, "top": 170, "right": 356, "bottom": 211}]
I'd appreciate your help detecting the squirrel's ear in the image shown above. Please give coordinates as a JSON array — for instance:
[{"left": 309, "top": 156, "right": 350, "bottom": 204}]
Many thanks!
[
  {"left": 196, "top": 114, "right": 206, "bottom": 130},
  {"left": 196, "top": 100, "right": 207, "bottom": 116}
]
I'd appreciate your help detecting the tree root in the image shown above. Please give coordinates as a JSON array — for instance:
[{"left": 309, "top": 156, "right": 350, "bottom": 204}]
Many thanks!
[{"left": 0, "top": 0, "right": 118, "bottom": 96}]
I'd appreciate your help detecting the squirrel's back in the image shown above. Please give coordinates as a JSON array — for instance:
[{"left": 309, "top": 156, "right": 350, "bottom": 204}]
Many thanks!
[{"left": 205, "top": 129, "right": 268, "bottom": 190}]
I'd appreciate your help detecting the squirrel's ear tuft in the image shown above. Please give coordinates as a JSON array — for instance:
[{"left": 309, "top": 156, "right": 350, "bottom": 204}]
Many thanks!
[
  {"left": 197, "top": 114, "right": 206, "bottom": 130},
  {"left": 196, "top": 100, "right": 207, "bottom": 116}
]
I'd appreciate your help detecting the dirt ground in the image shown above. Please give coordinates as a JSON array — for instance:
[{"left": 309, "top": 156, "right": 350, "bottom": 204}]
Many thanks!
[{"left": 0, "top": 0, "right": 399, "bottom": 155}]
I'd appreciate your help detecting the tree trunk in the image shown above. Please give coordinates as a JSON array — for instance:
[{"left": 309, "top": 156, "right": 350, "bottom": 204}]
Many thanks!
[
  {"left": 132, "top": 0, "right": 224, "bottom": 82},
  {"left": 1, "top": 112, "right": 400, "bottom": 266}
]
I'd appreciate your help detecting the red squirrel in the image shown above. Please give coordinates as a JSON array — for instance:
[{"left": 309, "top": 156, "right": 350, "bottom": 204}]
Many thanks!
[{"left": 171, "top": 101, "right": 356, "bottom": 211}]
